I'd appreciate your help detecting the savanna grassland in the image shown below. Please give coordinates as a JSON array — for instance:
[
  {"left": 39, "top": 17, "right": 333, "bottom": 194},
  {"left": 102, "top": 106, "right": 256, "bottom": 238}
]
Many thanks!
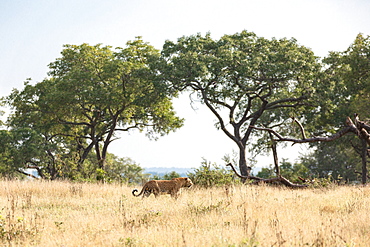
[{"left": 0, "top": 180, "right": 369, "bottom": 246}]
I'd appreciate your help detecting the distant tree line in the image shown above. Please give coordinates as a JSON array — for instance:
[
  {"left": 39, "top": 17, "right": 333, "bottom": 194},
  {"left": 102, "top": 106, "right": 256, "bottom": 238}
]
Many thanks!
[{"left": 0, "top": 31, "right": 369, "bottom": 183}]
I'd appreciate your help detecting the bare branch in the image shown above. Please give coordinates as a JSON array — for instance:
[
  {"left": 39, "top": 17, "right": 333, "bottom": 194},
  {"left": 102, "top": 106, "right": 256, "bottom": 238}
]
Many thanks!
[
  {"left": 201, "top": 88, "right": 238, "bottom": 143},
  {"left": 354, "top": 113, "right": 370, "bottom": 146},
  {"left": 226, "top": 162, "right": 262, "bottom": 181},
  {"left": 115, "top": 123, "right": 154, "bottom": 132},
  {"left": 291, "top": 117, "right": 307, "bottom": 139}
]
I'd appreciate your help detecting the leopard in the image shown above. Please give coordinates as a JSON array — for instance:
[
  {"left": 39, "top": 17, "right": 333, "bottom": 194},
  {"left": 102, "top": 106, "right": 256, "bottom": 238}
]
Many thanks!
[{"left": 132, "top": 177, "right": 193, "bottom": 199}]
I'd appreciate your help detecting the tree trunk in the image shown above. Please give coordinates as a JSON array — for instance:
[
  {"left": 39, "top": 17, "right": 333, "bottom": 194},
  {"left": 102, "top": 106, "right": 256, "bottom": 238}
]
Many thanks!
[
  {"left": 97, "top": 112, "right": 121, "bottom": 171},
  {"left": 238, "top": 144, "right": 250, "bottom": 177},
  {"left": 78, "top": 141, "right": 95, "bottom": 168},
  {"left": 95, "top": 142, "right": 104, "bottom": 169},
  {"left": 270, "top": 133, "right": 280, "bottom": 176}
]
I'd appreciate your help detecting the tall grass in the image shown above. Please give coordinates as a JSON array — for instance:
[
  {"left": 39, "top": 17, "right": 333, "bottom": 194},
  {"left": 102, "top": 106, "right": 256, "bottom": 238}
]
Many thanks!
[{"left": 0, "top": 180, "right": 369, "bottom": 246}]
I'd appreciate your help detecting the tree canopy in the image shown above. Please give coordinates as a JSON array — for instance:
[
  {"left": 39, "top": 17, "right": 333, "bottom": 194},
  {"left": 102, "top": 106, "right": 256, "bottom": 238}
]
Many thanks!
[
  {"left": 4, "top": 38, "right": 183, "bottom": 180},
  {"left": 1, "top": 32, "right": 369, "bottom": 183},
  {"left": 159, "top": 30, "right": 321, "bottom": 176},
  {"left": 300, "top": 33, "right": 370, "bottom": 183}
]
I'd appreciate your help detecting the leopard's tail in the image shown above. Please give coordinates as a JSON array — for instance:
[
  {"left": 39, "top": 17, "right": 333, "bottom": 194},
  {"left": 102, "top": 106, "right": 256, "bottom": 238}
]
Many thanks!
[{"left": 132, "top": 187, "right": 144, "bottom": 197}]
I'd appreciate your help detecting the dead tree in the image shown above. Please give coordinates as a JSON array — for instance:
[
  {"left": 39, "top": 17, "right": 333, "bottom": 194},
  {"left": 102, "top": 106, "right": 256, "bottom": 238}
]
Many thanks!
[
  {"left": 251, "top": 114, "right": 370, "bottom": 184},
  {"left": 226, "top": 163, "right": 309, "bottom": 188}
]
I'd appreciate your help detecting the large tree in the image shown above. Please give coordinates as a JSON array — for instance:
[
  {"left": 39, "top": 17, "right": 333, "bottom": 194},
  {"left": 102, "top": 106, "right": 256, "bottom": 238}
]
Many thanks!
[
  {"left": 160, "top": 31, "right": 320, "bottom": 176},
  {"left": 299, "top": 34, "right": 370, "bottom": 183},
  {"left": 6, "top": 38, "right": 183, "bottom": 178}
]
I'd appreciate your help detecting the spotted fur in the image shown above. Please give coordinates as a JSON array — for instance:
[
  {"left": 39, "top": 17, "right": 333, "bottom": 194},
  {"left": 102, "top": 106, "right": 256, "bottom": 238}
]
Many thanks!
[{"left": 132, "top": 177, "right": 193, "bottom": 199}]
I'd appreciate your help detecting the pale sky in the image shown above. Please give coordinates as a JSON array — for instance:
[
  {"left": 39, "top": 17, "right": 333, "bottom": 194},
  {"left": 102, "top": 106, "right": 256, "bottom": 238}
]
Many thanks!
[{"left": 1, "top": 0, "right": 370, "bottom": 169}]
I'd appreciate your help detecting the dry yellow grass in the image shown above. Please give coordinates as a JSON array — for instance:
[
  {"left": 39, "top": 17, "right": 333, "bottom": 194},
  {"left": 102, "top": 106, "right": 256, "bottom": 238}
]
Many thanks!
[{"left": 0, "top": 180, "right": 369, "bottom": 246}]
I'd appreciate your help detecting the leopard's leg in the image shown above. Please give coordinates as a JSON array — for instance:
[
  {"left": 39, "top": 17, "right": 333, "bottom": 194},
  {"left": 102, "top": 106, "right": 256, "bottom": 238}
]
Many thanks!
[
  {"left": 152, "top": 187, "right": 160, "bottom": 198},
  {"left": 143, "top": 190, "right": 151, "bottom": 197}
]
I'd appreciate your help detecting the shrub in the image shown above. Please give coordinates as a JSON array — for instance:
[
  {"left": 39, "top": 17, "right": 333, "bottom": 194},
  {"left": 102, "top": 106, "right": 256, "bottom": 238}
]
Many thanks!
[
  {"left": 187, "top": 159, "right": 237, "bottom": 187},
  {"left": 162, "top": 171, "right": 181, "bottom": 180}
]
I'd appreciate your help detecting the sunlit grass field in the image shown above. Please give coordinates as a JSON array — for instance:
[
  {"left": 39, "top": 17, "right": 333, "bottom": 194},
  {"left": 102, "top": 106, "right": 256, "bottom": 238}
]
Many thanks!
[{"left": 0, "top": 180, "right": 369, "bottom": 246}]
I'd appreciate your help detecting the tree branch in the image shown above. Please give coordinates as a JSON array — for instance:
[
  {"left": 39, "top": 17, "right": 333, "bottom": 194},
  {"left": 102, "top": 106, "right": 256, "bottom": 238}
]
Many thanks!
[
  {"left": 250, "top": 125, "right": 356, "bottom": 144},
  {"left": 250, "top": 115, "right": 370, "bottom": 146},
  {"left": 354, "top": 113, "right": 370, "bottom": 145},
  {"left": 291, "top": 117, "right": 307, "bottom": 139},
  {"left": 201, "top": 88, "right": 238, "bottom": 143}
]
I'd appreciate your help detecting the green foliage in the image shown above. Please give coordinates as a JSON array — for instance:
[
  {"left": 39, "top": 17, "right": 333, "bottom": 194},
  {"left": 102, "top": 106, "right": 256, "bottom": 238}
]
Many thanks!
[
  {"left": 0, "top": 130, "right": 15, "bottom": 177},
  {"left": 4, "top": 38, "right": 183, "bottom": 179},
  {"left": 279, "top": 161, "right": 310, "bottom": 181},
  {"left": 149, "top": 171, "right": 181, "bottom": 180},
  {"left": 0, "top": 121, "right": 149, "bottom": 182},
  {"left": 257, "top": 159, "right": 309, "bottom": 182},
  {"left": 187, "top": 159, "right": 237, "bottom": 187},
  {"left": 300, "top": 140, "right": 360, "bottom": 182},
  {"left": 150, "top": 174, "right": 162, "bottom": 180},
  {"left": 0, "top": 101, "right": 4, "bottom": 127},
  {"left": 0, "top": 128, "right": 52, "bottom": 179},
  {"left": 256, "top": 167, "right": 275, "bottom": 179},
  {"left": 248, "top": 33, "right": 370, "bottom": 183},
  {"left": 95, "top": 168, "right": 107, "bottom": 182},
  {"left": 160, "top": 30, "right": 321, "bottom": 176},
  {"left": 106, "top": 156, "right": 150, "bottom": 184},
  {"left": 310, "top": 33, "right": 370, "bottom": 133},
  {"left": 64, "top": 154, "right": 149, "bottom": 183},
  {"left": 2, "top": 31, "right": 370, "bottom": 183},
  {"left": 162, "top": 171, "right": 180, "bottom": 180},
  {"left": 300, "top": 33, "right": 370, "bottom": 182}
]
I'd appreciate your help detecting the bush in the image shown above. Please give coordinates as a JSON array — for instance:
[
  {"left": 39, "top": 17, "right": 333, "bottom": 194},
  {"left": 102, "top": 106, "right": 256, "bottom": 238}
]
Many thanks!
[
  {"left": 163, "top": 171, "right": 181, "bottom": 180},
  {"left": 96, "top": 156, "right": 150, "bottom": 184},
  {"left": 150, "top": 171, "right": 180, "bottom": 180},
  {"left": 187, "top": 159, "right": 237, "bottom": 187}
]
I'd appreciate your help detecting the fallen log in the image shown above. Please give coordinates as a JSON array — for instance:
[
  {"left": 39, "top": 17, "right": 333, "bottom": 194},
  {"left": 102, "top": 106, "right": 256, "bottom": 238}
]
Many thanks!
[{"left": 226, "top": 163, "right": 309, "bottom": 188}]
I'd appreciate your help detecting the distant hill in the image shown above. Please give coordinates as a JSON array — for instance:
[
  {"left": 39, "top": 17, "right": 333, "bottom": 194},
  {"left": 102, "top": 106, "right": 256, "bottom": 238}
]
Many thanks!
[
  {"left": 27, "top": 166, "right": 262, "bottom": 180},
  {"left": 144, "top": 166, "right": 262, "bottom": 178},
  {"left": 143, "top": 167, "right": 196, "bottom": 177}
]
